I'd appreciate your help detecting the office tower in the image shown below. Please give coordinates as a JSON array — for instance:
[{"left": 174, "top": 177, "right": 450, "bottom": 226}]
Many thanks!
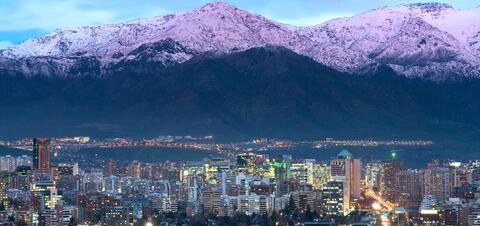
[
  {"left": 330, "top": 150, "right": 361, "bottom": 199},
  {"left": 291, "top": 162, "right": 308, "bottom": 183},
  {"left": 424, "top": 165, "right": 452, "bottom": 201},
  {"left": 201, "top": 188, "right": 221, "bottom": 214},
  {"left": 33, "top": 138, "right": 51, "bottom": 170},
  {"left": 14, "top": 166, "right": 31, "bottom": 191},
  {"left": 127, "top": 161, "right": 142, "bottom": 179},
  {"left": 236, "top": 153, "right": 256, "bottom": 175},
  {"left": 321, "top": 181, "right": 348, "bottom": 216},
  {"left": 311, "top": 162, "right": 330, "bottom": 189},
  {"left": 397, "top": 169, "right": 424, "bottom": 209},
  {"left": 303, "top": 159, "right": 316, "bottom": 185},
  {"left": 186, "top": 177, "right": 201, "bottom": 216},
  {"left": 381, "top": 158, "right": 405, "bottom": 202},
  {"left": 449, "top": 163, "right": 469, "bottom": 188},
  {"left": 31, "top": 181, "right": 62, "bottom": 211},
  {"left": 204, "top": 158, "right": 232, "bottom": 185},
  {"left": 365, "top": 162, "right": 382, "bottom": 191},
  {"left": 273, "top": 161, "right": 291, "bottom": 196},
  {"left": 273, "top": 161, "right": 291, "bottom": 181},
  {"left": 104, "top": 159, "right": 117, "bottom": 176}
]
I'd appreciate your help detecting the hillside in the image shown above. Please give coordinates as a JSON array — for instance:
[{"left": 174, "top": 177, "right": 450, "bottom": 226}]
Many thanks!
[{"left": 1, "top": 47, "right": 480, "bottom": 141}]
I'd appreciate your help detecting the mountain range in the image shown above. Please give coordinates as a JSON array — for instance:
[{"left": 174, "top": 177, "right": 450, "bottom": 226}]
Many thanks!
[
  {"left": 1, "top": 2, "right": 479, "bottom": 79},
  {"left": 0, "top": 2, "right": 480, "bottom": 142}
]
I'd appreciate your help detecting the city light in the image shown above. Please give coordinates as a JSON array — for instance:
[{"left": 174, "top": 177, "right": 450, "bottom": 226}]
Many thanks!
[
  {"left": 0, "top": 136, "right": 472, "bottom": 225},
  {"left": 372, "top": 202, "right": 381, "bottom": 211}
]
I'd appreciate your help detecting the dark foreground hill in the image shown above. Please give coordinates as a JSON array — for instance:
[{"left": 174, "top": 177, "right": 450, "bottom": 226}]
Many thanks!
[{"left": 1, "top": 47, "right": 480, "bottom": 142}]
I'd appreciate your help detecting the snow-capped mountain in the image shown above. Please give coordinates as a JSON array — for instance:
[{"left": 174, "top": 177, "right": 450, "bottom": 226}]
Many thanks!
[
  {"left": 1, "top": 2, "right": 311, "bottom": 59},
  {"left": 0, "top": 2, "right": 319, "bottom": 76},
  {"left": 298, "top": 3, "right": 480, "bottom": 79},
  {"left": 1, "top": 2, "right": 480, "bottom": 79}
]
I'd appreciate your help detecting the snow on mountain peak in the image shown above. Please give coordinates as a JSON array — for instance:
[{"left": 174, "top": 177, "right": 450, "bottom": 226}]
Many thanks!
[
  {"left": 2, "top": 1, "right": 307, "bottom": 59},
  {"left": 1, "top": 1, "right": 480, "bottom": 80},
  {"left": 199, "top": 1, "right": 239, "bottom": 11}
]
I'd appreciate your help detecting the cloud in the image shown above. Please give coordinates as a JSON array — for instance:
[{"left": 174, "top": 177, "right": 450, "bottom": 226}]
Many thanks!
[{"left": 0, "top": 41, "right": 13, "bottom": 49}]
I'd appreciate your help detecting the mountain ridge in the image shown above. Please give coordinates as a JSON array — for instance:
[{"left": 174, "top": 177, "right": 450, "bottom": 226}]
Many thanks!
[{"left": 1, "top": 1, "right": 480, "bottom": 80}]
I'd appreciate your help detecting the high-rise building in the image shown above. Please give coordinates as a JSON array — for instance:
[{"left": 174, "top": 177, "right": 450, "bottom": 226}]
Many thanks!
[
  {"left": 273, "top": 161, "right": 291, "bottom": 196},
  {"left": 33, "top": 138, "right": 51, "bottom": 170},
  {"left": 311, "top": 162, "right": 330, "bottom": 189},
  {"left": 381, "top": 158, "right": 405, "bottom": 202},
  {"left": 321, "top": 181, "right": 348, "bottom": 216},
  {"left": 104, "top": 159, "right": 117, "bottom": 176},
  {"left": 13, "top": 166, "right": 31, "bottom": 191},
  {"left": 424, "top": 165, "right": 452, "bottom": 201},
  {"left": 31, "top": 181, "right": 62, "bottom": 211},
  {"left": 127, "top": 161, "right": 142, "bottom": 179},
  {"left": 365, "top": 162, "right": 382, "bottom": 191},
  {"left": 201, "top": 188, "right": 221, "bottom": 215},
  {"left": 449, "top": 163, "right": 469, "bottom": 188},
  {"left": 330, "top": 150, "right": 361, "bottom": 199},
  {"left": 397, "top": 169, "right": 424, "bottom": 209},
  {"left": 291, "top": 162, "right": 308, "bottom": 183},
  {"left": 236, "top": 153, "right": 256, "bottom": 175}
]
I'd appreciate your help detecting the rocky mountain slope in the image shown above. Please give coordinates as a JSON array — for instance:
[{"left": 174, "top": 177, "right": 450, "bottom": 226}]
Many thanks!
[{"left": 2, "top": 46, "right": 480, "bottom": 140}]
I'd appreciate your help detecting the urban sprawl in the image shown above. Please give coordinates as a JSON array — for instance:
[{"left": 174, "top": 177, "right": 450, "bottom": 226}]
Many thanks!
[{"left": 0, "top": 137, "right": 476, "bottom": 226}]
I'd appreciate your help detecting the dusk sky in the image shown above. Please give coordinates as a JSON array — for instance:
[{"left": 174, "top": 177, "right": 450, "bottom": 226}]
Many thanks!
[{"left": 0, "top": 0, "right": 479, "bottom": 49}]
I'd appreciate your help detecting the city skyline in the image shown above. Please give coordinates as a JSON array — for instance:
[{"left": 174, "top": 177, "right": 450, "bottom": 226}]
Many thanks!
[{"left": 0, "top": 136, "right": 477, "bottom": 225}]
